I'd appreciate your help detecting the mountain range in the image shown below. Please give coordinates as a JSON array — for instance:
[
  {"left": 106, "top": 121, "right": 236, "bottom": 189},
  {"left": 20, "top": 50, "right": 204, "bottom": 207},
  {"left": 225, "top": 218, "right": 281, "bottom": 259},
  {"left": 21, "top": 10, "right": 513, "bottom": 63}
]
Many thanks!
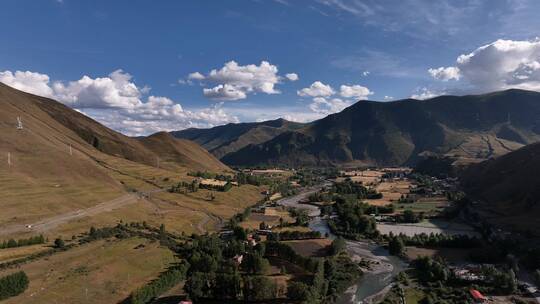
[
  {"left": 171, "top": 118, "right": 305, "bottom": 159},
  {"left": 174, "top": 89, "right": 540, "bottom": 167}
]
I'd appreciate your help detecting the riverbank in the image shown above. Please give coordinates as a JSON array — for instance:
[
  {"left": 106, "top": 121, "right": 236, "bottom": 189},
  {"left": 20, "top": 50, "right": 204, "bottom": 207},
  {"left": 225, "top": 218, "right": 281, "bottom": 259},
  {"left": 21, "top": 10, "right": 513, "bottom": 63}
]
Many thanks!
[{"left": 277, "top": 184, "right": 406, "bottom": 304}]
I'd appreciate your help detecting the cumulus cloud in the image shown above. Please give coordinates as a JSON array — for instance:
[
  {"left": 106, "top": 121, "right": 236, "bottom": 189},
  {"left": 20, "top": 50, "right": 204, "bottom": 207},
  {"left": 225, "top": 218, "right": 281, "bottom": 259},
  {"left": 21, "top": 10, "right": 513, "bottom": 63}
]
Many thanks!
[
  {"left": 0, "top": 69, "right": 238, "bottom": 135},
  {"left": 430, "top": 39, "right": 540, "bottom": 92},
  {"left": 187, "top": 72, "right": 205, "bottom": 80},
  {"left": 285, "top": 73, "right": 299, "bottom": 81},
  {"left": 309, "top": 97, "right": 352, "bottom": 115},
  {"left": 203, "top": 84, "right": 247, "bottom": 101},
  {"left": 0, "top": 70, "right": 54, "bottom": 97},
  {"left": 298, "top": 81, "right": 373, "bottom": 116},
  {"left": 190, "top": 60, "right": 295, "bottom": 101},
  {"left": 428, "top": 66, "right": 461, "bottom": 81},
  {"left": 297, "top": 81, "right": 335, "bottom": 97},
  {"left": 411, "top": 87, "right": 441, "bottom": 100},
  {"left": 339, "top": 84, "right": 373, "bottom": 99}
]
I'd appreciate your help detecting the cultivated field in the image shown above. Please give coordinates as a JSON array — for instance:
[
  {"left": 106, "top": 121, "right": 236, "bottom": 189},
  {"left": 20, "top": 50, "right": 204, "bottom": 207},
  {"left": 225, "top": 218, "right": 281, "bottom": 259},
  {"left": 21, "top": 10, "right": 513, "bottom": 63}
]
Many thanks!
[
  {"left": 377, "top": 219, "right": 479, "bottom": 237},
  {"left": 240, "top": 207, "right": 293, "bottom": 230},
  {"left": 0, "top": 238, "right": 177, "bottom": 304}
]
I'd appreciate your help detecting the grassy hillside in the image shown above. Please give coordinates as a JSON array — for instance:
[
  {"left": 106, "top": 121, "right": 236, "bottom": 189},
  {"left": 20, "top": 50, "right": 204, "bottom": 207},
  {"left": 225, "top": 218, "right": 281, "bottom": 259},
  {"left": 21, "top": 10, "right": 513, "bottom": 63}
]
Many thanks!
[
  {"left": 222, "top": 89, "right": 540, "bottom": 167},
  {"left": 461, "top": 142, "right": 540, "bottom": 234},
  {"left": 0, "top": 83, "right": 262, "bottom": 238},
  {"left": 171, "top": 118, "right": 305, "bottom": 159}
]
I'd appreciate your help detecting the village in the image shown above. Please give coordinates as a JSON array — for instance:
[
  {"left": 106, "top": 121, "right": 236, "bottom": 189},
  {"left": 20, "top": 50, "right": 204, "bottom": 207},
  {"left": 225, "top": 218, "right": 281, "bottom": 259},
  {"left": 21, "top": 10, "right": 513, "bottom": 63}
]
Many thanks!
[{"left": 209, "top": 167, "right": 540, "bottom": 304}]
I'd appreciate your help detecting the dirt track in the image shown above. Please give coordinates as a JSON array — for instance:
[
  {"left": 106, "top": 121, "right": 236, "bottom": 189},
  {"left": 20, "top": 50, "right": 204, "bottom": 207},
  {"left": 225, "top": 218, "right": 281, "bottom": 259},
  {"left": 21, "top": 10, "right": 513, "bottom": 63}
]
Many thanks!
[{"left": 0, "top": 192, "right": 143, "bottom": 236}]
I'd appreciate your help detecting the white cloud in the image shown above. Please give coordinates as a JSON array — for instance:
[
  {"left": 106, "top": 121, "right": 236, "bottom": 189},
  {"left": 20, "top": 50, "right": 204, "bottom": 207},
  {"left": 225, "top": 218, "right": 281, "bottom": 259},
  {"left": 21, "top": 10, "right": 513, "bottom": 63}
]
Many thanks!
[
  {"left": 428, "top": 66, "right": 461, "bottom": 81},
  {"left": 309, "top": 97, "right": 352, "bottom": 115},
  {"left": 430, "top": 38, "right": 540, "bottom": 92},
  {"left": 285, "top": 73, "right": 299, "bottom": 81},
  {"left": 298, "top": 81, "right": 372, "bottom": 116},
  {"left": 384, "top": 95, "right": 394, "bottom": 101},
  {"left": 203, "top": 84, "right": 247, "bottom": 101},
  {"left": 297, "top": 81, "right": 335, "bottom": 97},
  {"left": 339, "top": 84, "right": 373, "bottom": 99},
  {"left": 0, "top": 70, "right": 54, "bottom": 98},
  {"left": 362, "top": 71, "right": 370, "bottom": 76},
  {"left": 191, "top": 60, "right": 291, "bottom": 101},
  {"left": 0, "top": 69, "right": 238, "bottom": 135},
  {"left": 411, "top": 87, "right": 441, "bottom": 100},
  {"left": 188, "top": 72, "right": 205, "bottom": 80}
]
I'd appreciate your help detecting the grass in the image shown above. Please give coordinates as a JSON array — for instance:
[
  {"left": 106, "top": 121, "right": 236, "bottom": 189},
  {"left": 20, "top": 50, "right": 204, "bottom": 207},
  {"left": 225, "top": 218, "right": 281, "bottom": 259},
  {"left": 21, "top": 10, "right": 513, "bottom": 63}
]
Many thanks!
[
  {"left": 0, "top": 244, "right": 50, "bottom": 263},
  {"left": 0, "top": 237, "right": 177, "bottom": 304},
  {"left": 404, "top": 288, "right": 426, "bottom": 304}
]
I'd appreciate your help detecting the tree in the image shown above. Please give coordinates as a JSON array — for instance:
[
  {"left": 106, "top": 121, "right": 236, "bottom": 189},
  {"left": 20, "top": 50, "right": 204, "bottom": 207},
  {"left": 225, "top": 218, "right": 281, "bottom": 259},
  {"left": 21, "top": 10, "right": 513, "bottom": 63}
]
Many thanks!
[
  {"left": 388, "top": 236, "right": 405, "bottom": 256},
  {"left": 286, "top": 281, "right": 310, "bottom": 301},
  {"left": 331, "top": 237, "right": 346, "bottom": 255},
  {"left": 0, "top": 271, "right": 29, "bottom": 301},
  {"left": 535, "top": 269, "right": 540, "bottom": 287},
  {"left": 233, "top": 226, "right": 247, "bottom": 240},
  {"left": 54, "top": 238, "right": 65, "bottom": 249},
  {"left": 243, "top": 276, "right": 277, "bottom": 301},
  {"left": 7, "top": 239, "right": 17, "bottom": 248}
]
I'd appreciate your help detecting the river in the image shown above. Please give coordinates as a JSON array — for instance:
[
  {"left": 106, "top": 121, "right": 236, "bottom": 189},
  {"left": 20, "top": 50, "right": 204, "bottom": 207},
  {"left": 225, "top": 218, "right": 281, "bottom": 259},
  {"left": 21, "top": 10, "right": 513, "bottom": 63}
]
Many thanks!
[{"left": 277, "top": 185, "right": 406, "bottom": 304}]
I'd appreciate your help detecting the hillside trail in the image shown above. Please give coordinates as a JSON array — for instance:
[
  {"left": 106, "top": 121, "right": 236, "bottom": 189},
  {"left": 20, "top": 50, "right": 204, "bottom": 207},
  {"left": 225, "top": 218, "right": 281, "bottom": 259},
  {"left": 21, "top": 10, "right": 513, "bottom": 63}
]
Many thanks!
[{"left": 0, "top": 190, "right": 161, "bottom": 237}]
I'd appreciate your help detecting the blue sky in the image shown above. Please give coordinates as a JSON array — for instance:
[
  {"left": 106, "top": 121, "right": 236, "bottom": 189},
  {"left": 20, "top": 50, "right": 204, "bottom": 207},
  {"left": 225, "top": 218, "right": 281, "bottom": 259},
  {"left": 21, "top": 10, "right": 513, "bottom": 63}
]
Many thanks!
[{"left": 2, "top": 0, "right": 540, "bottom": 135}]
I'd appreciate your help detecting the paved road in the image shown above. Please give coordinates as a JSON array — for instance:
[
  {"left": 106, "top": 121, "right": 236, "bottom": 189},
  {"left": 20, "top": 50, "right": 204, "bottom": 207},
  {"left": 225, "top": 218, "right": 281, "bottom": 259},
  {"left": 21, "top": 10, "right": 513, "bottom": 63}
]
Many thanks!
[{"left": 0, "top": 190, "right": 162, "bottom": 236}]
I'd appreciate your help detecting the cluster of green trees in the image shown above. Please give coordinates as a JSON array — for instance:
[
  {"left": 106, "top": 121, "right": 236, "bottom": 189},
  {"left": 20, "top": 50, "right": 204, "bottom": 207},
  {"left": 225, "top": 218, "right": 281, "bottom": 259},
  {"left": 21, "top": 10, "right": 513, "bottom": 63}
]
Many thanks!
[
  {"left": 270, "top": 181, "right": 298, "bottom": 197},
  {"left": 331, "top": 180, "right": 382, "bottom": 199},
  {"left": 266, "top": 241, "right": 361, "bottom": 303},
  {"left": 129, "top": 263, "right": 189, "bottom": 304},
  {"left": 410, "top": 256, "right": 518, "bottom": 302},
  {"left": 328, "top": 196, "right": 378, "bottom": 238},
  {"left": 268, "top": 230, "right": 322, "bottom": 241},
  {"left": 480, "top": 265, "right": 518, "bottom": 294},
  {"left": 235, "top": 172, "right": 271, "bottom": 186},
  {"left": 180, "top": 234, "right": 275, "bottom": 301},
  {"left": 308, "top": 191, "right": 334, "bottom": 203},
  {"left": 288, "top": 208, "right": 310, "bottom": 226},
  {"left": 0, "top": 235, "right": 45, "bottom": 249},
  {"left": 0, "top": 271, "right": 29, "bottom": 301},
  {"left": 168, "top": 181, "right": 198, "bottom": 193},
  {"left": 397, "top": 194, "right": 415, "bottom": 204},
  {"left": 365, "top": 203, "right": 395, "bottom": 215},
  {"left": 396, "top": 209, "right": 424, "bottom": 223}
]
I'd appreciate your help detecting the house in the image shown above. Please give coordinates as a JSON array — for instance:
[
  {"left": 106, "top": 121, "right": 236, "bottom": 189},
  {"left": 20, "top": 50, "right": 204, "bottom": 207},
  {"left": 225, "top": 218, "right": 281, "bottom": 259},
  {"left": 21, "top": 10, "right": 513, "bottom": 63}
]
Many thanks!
[{"left": 469, "top": 289, "right": 487, "bottom": 303}]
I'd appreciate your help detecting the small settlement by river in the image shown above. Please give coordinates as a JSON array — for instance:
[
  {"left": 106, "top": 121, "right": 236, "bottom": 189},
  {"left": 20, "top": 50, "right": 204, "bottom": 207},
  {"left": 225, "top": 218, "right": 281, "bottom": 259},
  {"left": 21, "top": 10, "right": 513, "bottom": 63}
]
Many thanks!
[{"left": 230, "top": 167, "right": 537, "bottom": 304}]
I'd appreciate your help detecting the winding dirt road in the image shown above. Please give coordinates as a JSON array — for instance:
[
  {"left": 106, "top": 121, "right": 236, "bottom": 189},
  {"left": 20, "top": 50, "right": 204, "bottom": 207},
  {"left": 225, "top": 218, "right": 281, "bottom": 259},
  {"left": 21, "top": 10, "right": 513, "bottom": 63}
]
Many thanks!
[{"left": 0, "top": 191, "right": 148, "bottom": 236}]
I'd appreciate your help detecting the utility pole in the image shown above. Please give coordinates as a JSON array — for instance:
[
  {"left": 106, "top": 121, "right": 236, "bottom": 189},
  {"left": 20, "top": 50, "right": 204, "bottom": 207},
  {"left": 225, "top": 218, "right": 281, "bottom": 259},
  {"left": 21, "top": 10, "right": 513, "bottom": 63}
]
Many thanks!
[
  {"left": 16, "top": 116, "right": 23, "bottom": 130},
  {"left": 7, "top": 152, "right": 11, "bottom": 167},
  {"left": 69, "top": 144, "right": 73, "bottom": 156}
]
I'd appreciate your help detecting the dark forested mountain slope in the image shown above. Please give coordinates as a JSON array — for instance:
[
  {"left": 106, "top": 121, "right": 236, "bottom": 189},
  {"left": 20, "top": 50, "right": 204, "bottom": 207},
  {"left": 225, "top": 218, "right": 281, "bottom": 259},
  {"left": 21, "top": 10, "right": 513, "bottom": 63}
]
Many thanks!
[
  {"left": 461, "top": 142, "right": 540, "bottom": 234},
  {"left": 222, "top": 89, "right": 540, "bottom": 167},
  {"left": 171, "top": 118, "right": 305, "bottom": 159}
]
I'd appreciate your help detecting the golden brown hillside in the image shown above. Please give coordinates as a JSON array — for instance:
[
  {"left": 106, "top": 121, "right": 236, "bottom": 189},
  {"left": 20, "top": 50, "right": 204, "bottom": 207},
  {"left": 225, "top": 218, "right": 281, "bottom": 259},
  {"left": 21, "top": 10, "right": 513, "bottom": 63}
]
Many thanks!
[{"left": 0, "top": 83, "right": 261, "bottom": 239}]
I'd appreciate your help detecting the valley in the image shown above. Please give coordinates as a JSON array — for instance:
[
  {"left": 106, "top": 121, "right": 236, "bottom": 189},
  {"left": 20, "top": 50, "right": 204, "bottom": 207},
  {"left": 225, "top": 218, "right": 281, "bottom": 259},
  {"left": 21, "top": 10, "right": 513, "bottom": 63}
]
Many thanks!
[{"left": 1, "top": 83, "right": 540, "bottom": 304}]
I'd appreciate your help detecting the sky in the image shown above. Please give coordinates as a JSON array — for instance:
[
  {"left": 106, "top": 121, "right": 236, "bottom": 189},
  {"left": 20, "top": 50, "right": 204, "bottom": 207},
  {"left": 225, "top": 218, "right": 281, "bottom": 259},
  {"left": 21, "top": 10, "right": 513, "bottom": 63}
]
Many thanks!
[{"left": 1, "top": 0, "right": 540, "bottom": 135}]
